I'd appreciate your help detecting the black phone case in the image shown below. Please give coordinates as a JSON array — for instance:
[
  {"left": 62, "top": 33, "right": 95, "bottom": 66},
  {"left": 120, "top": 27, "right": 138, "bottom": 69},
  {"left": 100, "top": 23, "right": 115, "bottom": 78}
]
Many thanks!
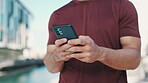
[{"left": 52, "top": 24, "right": 78, "bottom": 40}]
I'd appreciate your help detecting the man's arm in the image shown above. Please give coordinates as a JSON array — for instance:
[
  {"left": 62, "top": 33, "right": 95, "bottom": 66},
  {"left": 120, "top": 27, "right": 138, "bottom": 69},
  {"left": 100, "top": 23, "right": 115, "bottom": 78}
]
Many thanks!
[
  {"left": 97, "top": 36, "right": 141, "bottom": 70},
  {"left": 44, "top": 38, "right": 73, "bottom": 73},
  {"left": 67, "top": 36, "right": 141, "bottom": 70},
  {"left": 44, "top": 45, "right": 64, "bottom": 73}
]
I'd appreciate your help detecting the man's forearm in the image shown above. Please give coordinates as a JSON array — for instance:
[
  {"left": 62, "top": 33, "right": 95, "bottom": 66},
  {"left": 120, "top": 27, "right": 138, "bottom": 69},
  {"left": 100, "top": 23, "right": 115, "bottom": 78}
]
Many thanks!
[
  {"left": 98, "top": 47, "right": 141, "bottom": 70},
  {"left": 44, "top": 52, "right": 64, "bottom": 73}
]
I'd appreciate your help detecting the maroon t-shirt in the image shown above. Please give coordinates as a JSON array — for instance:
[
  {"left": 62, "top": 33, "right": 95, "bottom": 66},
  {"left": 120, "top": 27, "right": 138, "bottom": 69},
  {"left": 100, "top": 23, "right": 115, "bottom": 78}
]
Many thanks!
[{"left": 47, "top": 0, "right": 140, "bottom": 83}]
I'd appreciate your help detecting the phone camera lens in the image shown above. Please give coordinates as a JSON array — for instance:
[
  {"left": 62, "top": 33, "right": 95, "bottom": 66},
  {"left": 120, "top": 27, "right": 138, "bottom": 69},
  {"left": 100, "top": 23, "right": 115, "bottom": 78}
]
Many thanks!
[
  {"left": 59, "top": 31, "right": 63, "bottom": 35},
  {"left": 57, "top": 33, "right": 61, "bottom": 35},
  {"left": 57, "top": 28, "right": 60, "bottom": 31}
]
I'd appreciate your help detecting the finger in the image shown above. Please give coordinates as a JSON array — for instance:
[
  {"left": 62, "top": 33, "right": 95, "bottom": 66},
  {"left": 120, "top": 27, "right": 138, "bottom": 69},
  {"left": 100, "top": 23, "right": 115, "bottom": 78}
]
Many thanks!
[
  {"left": 55, "top": 38, "right": 67, "bottom": 47},
  {"left": 56, "top": 52, "right": 73, "bottom": 62},
  {"left": 64, "top": 58, "right": 70, "bottom": 61},
  {"left": 79, "top": 57, "right": 94, "bottom": 63},
  {"left": 64, "top": 54, "right": 74, "bottom": 61},
  {"left": 68, "top": 38, "right": 91, "bottom": 46},
  {"left": 67, "top": 46, "right": 88, "bottom": 52},
  {"left": 66, "top": 53, "right": 89, "bottom": 59},
  {"left": 60, "top": 51, "right": 74, "bottom": 57},
  {"left": 59, "top": 44, "right": 73, "bottom": 52},
  {"left": 79, "top": 35, "right": 91, "bottom": 40}
]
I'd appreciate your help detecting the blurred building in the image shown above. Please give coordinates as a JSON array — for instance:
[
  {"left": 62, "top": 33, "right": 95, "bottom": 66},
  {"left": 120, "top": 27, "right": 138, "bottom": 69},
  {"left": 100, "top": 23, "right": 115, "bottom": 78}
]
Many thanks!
[{"left": 0, "top": 0, "right": 32, "bottom": 50}]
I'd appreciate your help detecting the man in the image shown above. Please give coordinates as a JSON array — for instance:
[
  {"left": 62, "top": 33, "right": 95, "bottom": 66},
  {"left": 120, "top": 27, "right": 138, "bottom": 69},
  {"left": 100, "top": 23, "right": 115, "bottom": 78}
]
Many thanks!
[{"left": 44, "top": 0, "right": 141, "bottom": 83}]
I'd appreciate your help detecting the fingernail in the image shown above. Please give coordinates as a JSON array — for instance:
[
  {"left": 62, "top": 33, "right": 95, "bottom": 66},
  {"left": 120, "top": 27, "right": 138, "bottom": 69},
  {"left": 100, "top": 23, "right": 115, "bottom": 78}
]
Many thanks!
[
  {"left": 68, "top": 40, "right": 71, "bottom": 44},
  {"left": 61, "top": 39, "right": 67, "bottom": 43},
  {"left": 63, "top": 38, "right": 67, "bottom": 41},
  {"left": 79, "top": 35, "right": 83, "bottom": 38}
]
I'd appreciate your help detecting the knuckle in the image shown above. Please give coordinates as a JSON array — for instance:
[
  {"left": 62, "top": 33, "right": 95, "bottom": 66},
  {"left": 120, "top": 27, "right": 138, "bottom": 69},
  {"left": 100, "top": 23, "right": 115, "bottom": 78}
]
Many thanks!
[
  {"left": 55, "top": 39, "right": 67, "bottom": 46},
  {"left": 86, "top": 58, "right": 90, "bottom": 62},
  {"left": 87, "top": 40, "right": 91, "bottom": 45},
  {"left": 61, "top": 45, "right": 66, "bottom": 50},
  {"left": 74, "top": 54, "right": 79, "bottom": 59},
  {"left": 83, "top": 36, "right": 90, "bottom": 40},
  {"left": 55, "top": 40, "right": 59, "bottom": 45},
  {"left": 72, "top": 47, "right": 76, "bottom": 51},
  {"left": 86, "top": 36, "right": 90, "bottom": 38},
  {"left": 79, "top": 35, "right": 84, "bottom": 39},
  {"left": 87, "top": 52, "right": 92, "bottom": 57},
  {"left": 64, "top": 51, "right": 70, "bottom": 55},
  {"left": 74, "top": 47, "right": 79, "bottom": 51},
  {"left": 86, "top": 46, "right": 91, "bottom": 51},
  {"left": 78, "top": 39, "right": 81, "bottom": 44},
  {"left": 63, "top": 44, "right": 71, "bottom": 50}
]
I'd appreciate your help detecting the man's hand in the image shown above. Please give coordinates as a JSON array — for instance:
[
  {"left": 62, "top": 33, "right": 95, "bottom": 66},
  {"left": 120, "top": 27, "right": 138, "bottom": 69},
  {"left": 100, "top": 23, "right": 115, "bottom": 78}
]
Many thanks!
[
  {"left": 66, "top": 36, "right": 101, "bottom": 63},
  {"left": 53, "top": 38, "right": 73, "bottom": 62},
  {"left": 44, "top": 38, "right": 74, "bottom": 73},
  {"left": 66, "top": 36, "right": 141, "bottom": 70}
]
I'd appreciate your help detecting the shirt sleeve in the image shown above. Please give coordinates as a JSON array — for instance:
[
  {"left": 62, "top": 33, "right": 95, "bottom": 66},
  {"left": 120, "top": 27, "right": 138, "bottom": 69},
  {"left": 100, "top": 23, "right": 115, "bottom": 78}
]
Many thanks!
[
  {"left": 119, "top": 0, "right": 140, "bottom": 38},
  {"left": 47, "top": 13, "right": 58, "bottom": 45}
]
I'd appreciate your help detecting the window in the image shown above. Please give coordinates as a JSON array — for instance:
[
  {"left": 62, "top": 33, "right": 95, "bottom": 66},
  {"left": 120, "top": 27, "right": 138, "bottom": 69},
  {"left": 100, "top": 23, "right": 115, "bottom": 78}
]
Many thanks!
[
  {"left": 25, "top": 14, "right": 29, "bottom": 28},
  {"left": 0, "top": 6, "right": 3, "bottom": 41},
  {"left": 7, "top": 1, "right": 14, "bottom": 27},
  {"left": 0, "top": 0, "right": 3, "bottom": 25},
  {"left": 0, "top": 0, "right": 3, "bottom": 11},
  {"left": 18, "top": 9, "right": 23, "bottom": 23},
  {"left": 0, "top": 13, "right": 3, "bottom": 25},
  {"left": 0, "top": 30, "right": 3, "bottom": 41},
  {"left": 0, "top": 12, "right": 2, "bottom": 41},
  {"left": 10, "top": 1, "right": 14, "bottom": 14}
]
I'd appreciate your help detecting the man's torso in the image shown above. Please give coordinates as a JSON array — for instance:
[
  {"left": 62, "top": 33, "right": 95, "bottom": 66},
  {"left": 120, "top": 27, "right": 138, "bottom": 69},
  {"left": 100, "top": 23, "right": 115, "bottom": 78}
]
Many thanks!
[{"left": 52, "top": 0, "right": 127, "bottom": 83}]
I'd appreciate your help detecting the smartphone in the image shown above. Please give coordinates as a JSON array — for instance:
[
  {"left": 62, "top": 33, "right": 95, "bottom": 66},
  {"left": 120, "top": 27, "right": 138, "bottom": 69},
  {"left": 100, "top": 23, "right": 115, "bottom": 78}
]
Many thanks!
[{"left": 52, "top": 24, "right": 78, "bottom": 40}]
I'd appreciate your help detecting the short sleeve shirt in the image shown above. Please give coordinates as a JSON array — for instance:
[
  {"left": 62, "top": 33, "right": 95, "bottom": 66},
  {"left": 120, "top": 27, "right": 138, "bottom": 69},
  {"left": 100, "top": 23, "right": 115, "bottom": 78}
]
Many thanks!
[{"left": 47, "top": 0, "right": 140, "bottom": 83}]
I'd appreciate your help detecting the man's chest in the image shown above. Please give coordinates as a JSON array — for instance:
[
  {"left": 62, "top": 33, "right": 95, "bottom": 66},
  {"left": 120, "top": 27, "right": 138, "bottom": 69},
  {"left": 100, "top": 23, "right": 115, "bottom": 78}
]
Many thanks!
[{"left": 56, "top": 2, "right": 119, "bottom": 37}]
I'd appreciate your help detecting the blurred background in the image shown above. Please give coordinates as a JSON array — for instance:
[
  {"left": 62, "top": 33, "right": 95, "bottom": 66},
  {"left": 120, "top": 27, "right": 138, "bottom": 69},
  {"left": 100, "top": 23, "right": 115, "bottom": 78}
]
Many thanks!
[{"left": 0, "top": 0, "right": 148, "bottom": 83}]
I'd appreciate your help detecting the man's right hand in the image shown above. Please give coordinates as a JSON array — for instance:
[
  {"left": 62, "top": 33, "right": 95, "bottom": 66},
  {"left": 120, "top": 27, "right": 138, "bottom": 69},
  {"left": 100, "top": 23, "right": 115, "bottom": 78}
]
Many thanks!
[{"left": 53, "top": 38, "right": 73, "bottom": 62}]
